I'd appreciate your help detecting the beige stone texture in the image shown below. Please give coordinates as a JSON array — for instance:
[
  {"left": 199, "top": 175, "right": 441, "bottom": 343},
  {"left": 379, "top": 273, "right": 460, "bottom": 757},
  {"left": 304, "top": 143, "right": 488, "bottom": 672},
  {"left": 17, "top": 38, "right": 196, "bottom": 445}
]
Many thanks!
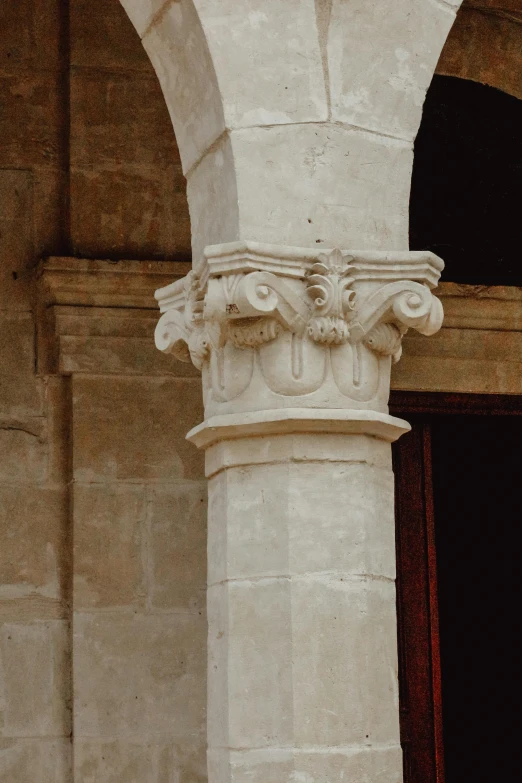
[
  {"left": 0, "top": 620, "right": 70, "bottom": 738},
  {"left": 73, "top": 483, "right": 146, "bottom": 610},
  {"left": 204, "top": 428, "right": 401, "bottom": 780},
  {"left": 0, "top": 486, "right": 67, "bottom": 602},
  {"left": 208, "top": 745, "right": 402, "bottom": 783},
  {"left": 0, "top": 312, "right": 43, "bottom": 418},
  {"left": 208, "top": 460, "right": 395, "bottom": 586},
  {"left": 148, "top": 483, "right": 207, "bottom": 612},
  {"left": 187, "top": 125, "right": 413, "bottom": 266},
  {"left": 128, "top": 0, "right": 463, "bottom": 259},
  {"left": 0, "top": 427, "right": 48, "bottom": 485},
  {"left": 0, "top": 738, "right": 71, "bottom": 783},
  {"left": 192, "top": 0, "right": 328, "bottom": 129},
  {"left": 121, "top": 0, "right": 167, "bottom": 38},
  {"left": 71, "top": 375, "right": 204, "bottom": 483},
  {"left": 4, "top": 1, "right": 521, "bottom": 781},
  {"left": 73, "top": 612, "right": 206, "bottom": 740},
  {"left": 74, "top": 739, "right": 207, "bottom": 783},
  {"left": 328, "top": 0, "right": 456, "bottom": 140},
  {"left": 141, "top": 1, "right": 226, "bottom": 174}
]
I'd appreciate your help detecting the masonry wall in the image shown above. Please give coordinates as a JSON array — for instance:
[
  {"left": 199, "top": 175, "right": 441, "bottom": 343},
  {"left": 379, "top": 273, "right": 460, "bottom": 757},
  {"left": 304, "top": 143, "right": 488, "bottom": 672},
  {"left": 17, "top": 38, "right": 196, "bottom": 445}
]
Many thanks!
[{"left": 0, "top": 1, "right": 202, "bottom": 780}]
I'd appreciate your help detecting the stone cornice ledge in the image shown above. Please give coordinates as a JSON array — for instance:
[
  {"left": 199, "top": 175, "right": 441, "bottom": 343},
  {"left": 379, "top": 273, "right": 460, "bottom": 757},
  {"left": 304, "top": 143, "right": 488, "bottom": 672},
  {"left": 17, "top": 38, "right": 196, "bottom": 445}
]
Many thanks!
[{"left": 36, "top": 256, "right": 192, "bottom": 375}]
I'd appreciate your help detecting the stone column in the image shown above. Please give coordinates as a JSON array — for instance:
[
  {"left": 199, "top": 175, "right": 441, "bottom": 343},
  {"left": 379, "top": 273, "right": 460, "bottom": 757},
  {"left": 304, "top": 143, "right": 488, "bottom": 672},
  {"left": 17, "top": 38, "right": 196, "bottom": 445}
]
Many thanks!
[{"left": 155, "top": 242, "right": 444, "bottom": 782}]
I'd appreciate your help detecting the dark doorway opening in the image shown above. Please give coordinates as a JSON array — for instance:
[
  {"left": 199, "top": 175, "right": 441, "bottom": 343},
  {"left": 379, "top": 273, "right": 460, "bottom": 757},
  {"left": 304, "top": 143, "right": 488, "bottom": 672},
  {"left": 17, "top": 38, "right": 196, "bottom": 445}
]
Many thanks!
[
  {"left": 432, "top": 414, "right": 519, "bottom": 781},
  {"left": 391, "top": 394, "right": 522, "bottom": 783}
]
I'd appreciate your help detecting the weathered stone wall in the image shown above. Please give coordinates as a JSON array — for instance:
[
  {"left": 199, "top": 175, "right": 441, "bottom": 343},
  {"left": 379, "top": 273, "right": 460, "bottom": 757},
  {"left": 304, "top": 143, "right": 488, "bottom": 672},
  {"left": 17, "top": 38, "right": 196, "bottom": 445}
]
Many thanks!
[
  {"left": 0, "top": 1, "right": 198, "bottom": 780},
  {"left": 1, "top": 2, "right": 71, "bottom": 776}
]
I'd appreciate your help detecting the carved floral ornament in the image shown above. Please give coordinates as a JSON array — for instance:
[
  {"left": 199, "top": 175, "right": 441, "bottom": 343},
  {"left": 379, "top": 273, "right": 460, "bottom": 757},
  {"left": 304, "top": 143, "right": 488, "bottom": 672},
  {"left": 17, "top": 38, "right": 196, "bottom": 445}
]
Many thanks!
[{"left": 155, "top": 242, "right": 444, "bottom": 416}]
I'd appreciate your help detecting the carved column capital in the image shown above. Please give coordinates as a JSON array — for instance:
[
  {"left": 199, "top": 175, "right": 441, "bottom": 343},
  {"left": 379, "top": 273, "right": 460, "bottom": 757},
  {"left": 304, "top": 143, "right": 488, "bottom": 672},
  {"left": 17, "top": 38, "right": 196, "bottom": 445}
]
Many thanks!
[{"left": 155, "top": 242, "right": 444, "bottom": 418}]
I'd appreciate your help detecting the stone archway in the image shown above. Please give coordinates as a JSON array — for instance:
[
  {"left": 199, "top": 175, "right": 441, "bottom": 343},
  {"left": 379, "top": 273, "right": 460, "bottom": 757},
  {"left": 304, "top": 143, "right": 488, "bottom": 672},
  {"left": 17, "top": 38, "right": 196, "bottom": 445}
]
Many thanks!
[{"left": 119, "top": 0, "right": 466, "bottom": 262}]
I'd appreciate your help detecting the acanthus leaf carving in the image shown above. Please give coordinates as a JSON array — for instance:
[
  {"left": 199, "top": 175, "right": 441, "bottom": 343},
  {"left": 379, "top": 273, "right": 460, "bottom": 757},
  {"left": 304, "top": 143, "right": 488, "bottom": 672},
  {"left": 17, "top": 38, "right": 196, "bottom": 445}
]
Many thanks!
[
  {"left": 154, "top": 242, "right": 445, "bottom": 416},
  {"left": 306, "top": 248, "right": 356, "bottom": 345},
  {"left": 227, "top": 317, "right": 282, "bottom": 349}
]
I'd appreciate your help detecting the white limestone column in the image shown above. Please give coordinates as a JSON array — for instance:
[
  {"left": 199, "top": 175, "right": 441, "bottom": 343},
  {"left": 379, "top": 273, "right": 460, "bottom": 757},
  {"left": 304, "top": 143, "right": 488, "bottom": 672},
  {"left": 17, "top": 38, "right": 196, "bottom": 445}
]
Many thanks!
[{"left": 155, "top": 243, "right": 444, "bottom": 782}]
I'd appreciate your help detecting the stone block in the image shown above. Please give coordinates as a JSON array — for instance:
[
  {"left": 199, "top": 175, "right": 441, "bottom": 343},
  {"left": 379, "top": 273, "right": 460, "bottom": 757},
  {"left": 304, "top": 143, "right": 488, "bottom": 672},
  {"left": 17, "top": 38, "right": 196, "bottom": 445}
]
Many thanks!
[
  {"left": 0, "top": 72, "right": 63, "bottom": 169},
  {"left": 74, "top": 738, "right": 206, "bottom": 783},
  {"left": 208, "top": 580, "right": 293, "bottom": 750},
  {"left": 209, "top": 745, "right": 402, "bottom": 783},
  {"left": 43, "top": 375, "right": 69, "bottom": 486},
  {"left": 191, "top": 0, "right": 328, "bottom": 129},
  {"left": 293, "top": 746, "right": 402, "bottom": 783},
  {"left": 394, "top": 328, "right": 522, "bottom": 394},
  {"left": 0, "top": 486, "right": 67, "bottom": 601},
  {"left": 58, "top": 334, "right": 195, "bottom": 377},
  {"left": 189, "top": 124, "right": 413, "bottom": 261},
  {"left": 0, "top": 738, "right": 71, "bottom": 782},
  {"left": 143, "top": 1, "right": 226, "bottom": 174},
  {"left": 0, "top": 427, "right": 47, "bottom": 484},
  {"left": 328, "top": 0, "right": 455, "bottom": 140},
  {"left": 292, "top": 577, "right": 399, "bottom": 746},
  {"left": 186, "top": 133, "right": 240, "bottom": 271},
  {"left": 0, "top": 169, "right": 33, "bottom": 312},
  {"left": 73, "top": 612, "right": 206, "bottom": 740},
  {"left": 70, "top": 69, "right": 181, "bottom": 171},
  {"left": 70, "top": 166, "right": 190, "bottom": 260},
  {"left": 32, "top": 166, "right": 68, "bottom": 257},
  {"left": 0, "top": 313, "right": 43, "bottom": 417},
  {"left": 148, "top": 483, "right": 207, "bottom": 612},
  {"left": 72, "top": 376, "right": 204, "bottom": 482},
  {"left": 0, "top": 620, "right": 70, "bottom": 738},
  {"left": 70, "top": 0, "right": 151, "bottom": 71},
  {"left": 208, "top": 460, "right": 395, "bottom": 585},
  {"left": 0, "top": 0, "right": 62, "bottom": 73},
  {"left": 73, "top": 484, "right": 146, "bottom": 609}
]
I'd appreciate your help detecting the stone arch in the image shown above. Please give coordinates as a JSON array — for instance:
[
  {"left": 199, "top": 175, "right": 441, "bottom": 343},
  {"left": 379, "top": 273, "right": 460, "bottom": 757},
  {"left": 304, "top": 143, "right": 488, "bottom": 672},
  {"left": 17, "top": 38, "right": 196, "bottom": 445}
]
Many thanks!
[{"left": 118, "top": 1, "right": 471, "bottom": 260}]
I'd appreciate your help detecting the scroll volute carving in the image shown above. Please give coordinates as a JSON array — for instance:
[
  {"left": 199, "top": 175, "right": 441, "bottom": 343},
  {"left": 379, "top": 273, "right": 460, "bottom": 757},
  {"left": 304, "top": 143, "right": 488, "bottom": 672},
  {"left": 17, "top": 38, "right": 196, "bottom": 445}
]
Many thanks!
[{"left": 154, "top": 243, "right": 444, "bottom": 412}]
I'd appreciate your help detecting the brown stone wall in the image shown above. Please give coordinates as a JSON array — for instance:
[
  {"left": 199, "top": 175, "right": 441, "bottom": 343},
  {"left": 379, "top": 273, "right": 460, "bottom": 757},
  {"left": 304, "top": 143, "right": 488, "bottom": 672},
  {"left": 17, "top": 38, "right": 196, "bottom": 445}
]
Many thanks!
[
  {"left": 436, "top": 0, "right": 522, "bottom": 100},
  {"left": 69, "top": 0, "right": 190, "bottom": 259},
  {"left": 0, "top": 1, "right": 196, "bottom": 780}
]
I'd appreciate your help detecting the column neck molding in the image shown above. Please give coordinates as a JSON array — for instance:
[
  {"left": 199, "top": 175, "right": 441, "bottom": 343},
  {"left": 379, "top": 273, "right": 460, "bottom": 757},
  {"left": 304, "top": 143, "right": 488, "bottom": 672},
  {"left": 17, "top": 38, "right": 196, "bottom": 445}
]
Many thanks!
[
  {"left": 187, "top": 407, "right": 409, "bottom": 452},
  {"left": 155, "top": 242, "right": 444, "bottom": 420}
]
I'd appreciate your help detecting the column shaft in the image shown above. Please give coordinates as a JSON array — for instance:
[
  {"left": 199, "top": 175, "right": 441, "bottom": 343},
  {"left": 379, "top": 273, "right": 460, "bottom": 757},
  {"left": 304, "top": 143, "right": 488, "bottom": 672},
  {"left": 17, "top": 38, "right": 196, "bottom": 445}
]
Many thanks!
[{"left": 202, "top": 430, "right": 402, "bottom": 782}]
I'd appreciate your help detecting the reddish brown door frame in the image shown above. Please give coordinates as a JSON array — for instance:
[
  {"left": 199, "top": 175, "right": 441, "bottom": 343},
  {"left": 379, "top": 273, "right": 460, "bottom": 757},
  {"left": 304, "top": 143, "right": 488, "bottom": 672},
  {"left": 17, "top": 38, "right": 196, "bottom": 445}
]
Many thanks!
[
  {"left": 389, "top": 392, "right": 522, "bottom": 783},
  {"left": 392, "top": 419, "right": 443, "bottom": 783}
]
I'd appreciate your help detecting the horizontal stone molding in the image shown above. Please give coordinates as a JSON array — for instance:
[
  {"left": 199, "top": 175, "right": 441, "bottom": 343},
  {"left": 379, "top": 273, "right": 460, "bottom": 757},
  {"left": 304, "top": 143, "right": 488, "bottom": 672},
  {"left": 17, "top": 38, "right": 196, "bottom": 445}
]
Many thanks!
[
  {"left": 36, "top": 257, "right": 193, "bottom": 376},
  {"left": 393, "top": 283, "right": 522, "bottom": 395},
  {"left": 187, "top": 407, "right": 411, "bottom": 456}
]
